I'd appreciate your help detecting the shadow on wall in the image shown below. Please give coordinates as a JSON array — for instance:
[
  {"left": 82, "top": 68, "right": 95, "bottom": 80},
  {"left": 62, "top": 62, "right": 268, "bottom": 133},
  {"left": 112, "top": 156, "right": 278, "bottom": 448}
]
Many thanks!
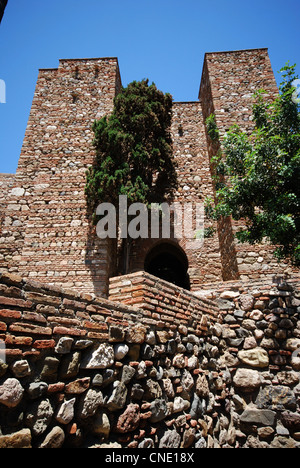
[{"left": 144, "top": 241, "right": 190, "bottom": 290}]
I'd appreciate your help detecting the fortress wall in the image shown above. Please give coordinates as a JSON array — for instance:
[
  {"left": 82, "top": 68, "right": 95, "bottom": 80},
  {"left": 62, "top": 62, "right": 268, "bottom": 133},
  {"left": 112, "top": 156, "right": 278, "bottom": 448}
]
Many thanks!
[
  {"left": 0, "top": 49, "right": 298, "bottom": 298},
  {"left": 200, "top": 48, "right": 295, "bottom": 281},
  {"left": 0, "top": 270, "right": 300, "bottom": 448},
  {"left": 128, "top": 101, "right": 224, "bottom": 288},
  {"left": 0, "top": 58, "right": 121, "bottom": 296},
  {"left": 0, "top": 174, "right": 15, "bottom": 234}
]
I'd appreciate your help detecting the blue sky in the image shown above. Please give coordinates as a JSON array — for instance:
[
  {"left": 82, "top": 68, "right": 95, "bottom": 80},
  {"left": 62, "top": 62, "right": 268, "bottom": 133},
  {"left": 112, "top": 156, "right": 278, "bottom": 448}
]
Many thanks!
[{"left": 0, "top": 0, "right": 299, "bottom": 174}]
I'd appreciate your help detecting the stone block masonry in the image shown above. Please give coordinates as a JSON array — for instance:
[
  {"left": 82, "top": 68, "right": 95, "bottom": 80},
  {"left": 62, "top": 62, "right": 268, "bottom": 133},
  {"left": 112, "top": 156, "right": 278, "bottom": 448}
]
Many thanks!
[{"left": 0, "top": 269, "right": 300, "bottom": 448}]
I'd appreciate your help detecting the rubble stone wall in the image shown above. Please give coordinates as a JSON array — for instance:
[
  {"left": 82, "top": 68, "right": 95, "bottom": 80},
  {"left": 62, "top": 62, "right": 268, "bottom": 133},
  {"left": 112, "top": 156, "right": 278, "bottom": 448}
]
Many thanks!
[
  {"left": 199, "top": 48, "right": 296, "bottom": 282},
  {"left": 0, "top": 174, "right": 15, "bottom": 235},
  {"left": 0, "top": 270, "right": 300, "bottom": 449}
]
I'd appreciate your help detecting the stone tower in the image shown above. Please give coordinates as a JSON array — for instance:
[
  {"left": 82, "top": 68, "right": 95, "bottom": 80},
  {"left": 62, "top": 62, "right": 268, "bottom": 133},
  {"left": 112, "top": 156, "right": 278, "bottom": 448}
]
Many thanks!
[{"left": 0, "top": 49, "right": 296, "bottom": 297}]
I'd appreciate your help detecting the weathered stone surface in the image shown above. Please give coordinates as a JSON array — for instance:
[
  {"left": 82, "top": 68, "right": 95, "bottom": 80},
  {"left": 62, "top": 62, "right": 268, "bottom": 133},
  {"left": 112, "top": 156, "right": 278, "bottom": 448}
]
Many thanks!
[
  {"left": 59, "top": 351, "right": 81, "bottom": 379},
  {"left": 182, "top": 369, "right": 194, "bottom": 392},
  {"left": 131, "top": 383, "right": 144, "bottom": 400},
  {"left": 40, "top": 357, "right": 60, "bottom": 381},
  {"left": 121, "top": 365, "right": 136, "bottom": 384},
  {"left": 220, "top": 291, "right": 240, "bottom": 300},
  {"left": 238, "top": 348, "right": 269, "bottom": 368},
  {"left": 56, "top": 398, "right": 76, "bottom": 424},
  {"left": 81, "top": 344, "right": 114, "bottom": 369},
  {"left": 107, "top": 382, "right": 127, "bottom": 411},
  {"left": 219, "top": 351, "right": 240, "bottom": 368},
  {"left": 173, "top": 396, "right": 190, "bottom": 413},
  {"left": 281, "top": 411, "right": 300, "bottom": 431},
  {"left": 0, "top": 360, "right": 8, "bottom": 378},
  {"left": 109, "top": 325, "right": 126, "bottom": 343},
  {"left": 270, "top": 436, "right": 297, "bottom": 449},
  {"left": 160, "top": 379, "right": 173, "bottom": 399},
  {"left": 284, "top": 338, "right": 300, "bottom": 351},
  {"left": 91, "top": 411, "right": 111, "bottom": 437},
  {"left": 144, "top": 379, "right": 162, "bottom": 399},
  {"left": 26, "top": 399, "right": 54, "bottom": 436},
  {"left": 114, "top": 343, "right": 129, "bottom": 360},
  {"left": 256, "top": 386, "right": 297, "bottom": 411},
  {"left": 172, "top": 353, "right": 185, "bottom": 368},
  {"left": 239, "top": 294, "right": 254, "bottom": 311},
  {"left": 159, "top": 430, "right": 181, "bottom": 448},
  {"left": 240, "top": 407, "right": 276, "bottom": 427},
  {"left": 196, "top": 374, "right": 210, "bottom": 398},
  {"left": 27, "top": 382, "right": 48, "bottom": 400},
  {"left": 55, "top": 337, "right": 74, "bottom": 354},
  {"left": 233, "top": 369, "right": 262, "bottom": 392},
  {"left": 277, "top": 371, "right": 299, "bottom": 387},
  {"left": 115, "top": 403, "right": 140, "bottom": 433},
  {"left": 65, "top": 377, "right": 90, "bottom": 394},
  {"left": 11, "top": 359, "right": 31, "bottom": 378},
  {"left": 78, "top": 389, "right": 103, "bottom": 419},
  {"left": 39, "top": 426, "right": 65, "bottom": 448},
  {"left": 0, "top": 429, "right": 32, "bottom": 448},
  {"left": 0, "top": 378, "right": 24, "bottom": 407},
  {"left": 150, "top": 398, "right": 168, "bottom": 423},
  {"left": 190, "top": 394, "right": 204, "bottom": 419},
  {"left": 126, "top": 324, "right": 147, "bottom": 343}
]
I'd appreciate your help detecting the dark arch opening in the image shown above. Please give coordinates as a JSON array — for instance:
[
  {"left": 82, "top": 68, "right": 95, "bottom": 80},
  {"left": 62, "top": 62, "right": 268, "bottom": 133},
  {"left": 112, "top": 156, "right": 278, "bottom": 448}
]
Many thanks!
[{"left": 144, "top": 242, "right": 190, "bottom": 290}]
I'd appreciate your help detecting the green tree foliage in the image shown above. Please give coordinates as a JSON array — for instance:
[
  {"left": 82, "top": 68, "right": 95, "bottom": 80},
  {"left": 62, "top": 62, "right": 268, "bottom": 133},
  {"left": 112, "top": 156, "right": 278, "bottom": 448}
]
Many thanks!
[
  {"left": 205, "top": 64, "right": 300, "bottom": 266},
  {"left": 85, "top": 79, "right": 177, "bottom": 219}
]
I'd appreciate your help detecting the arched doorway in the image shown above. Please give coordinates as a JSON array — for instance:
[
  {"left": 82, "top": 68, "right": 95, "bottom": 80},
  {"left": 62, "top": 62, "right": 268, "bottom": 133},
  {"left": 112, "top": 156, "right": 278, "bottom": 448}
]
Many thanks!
[{"left": 144, "top": 242, "right": 190, "bottom": 290}]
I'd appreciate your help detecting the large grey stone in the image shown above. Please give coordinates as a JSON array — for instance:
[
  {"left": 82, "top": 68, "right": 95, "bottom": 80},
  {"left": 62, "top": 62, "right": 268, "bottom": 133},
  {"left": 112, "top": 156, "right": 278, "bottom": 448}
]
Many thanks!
[
  {"left": 107, "top": 382, "right": 127, "bottom": 411},
  {"left": 255, "top": 385, "right": 297, "bottom": 411},
  {"left": 150, "top": 398, "right": 168, "bottom": 423},
  {"left": 240, "top": 407, "right": 276, "bottom": 427},
  {"left": 159, "top": 430, "right": 181, "bottom": 448},
  {"left": 39, "top": 426, "right": 65, "bottom": 448},
  {"left": 41, "top": 357, "right": 60, "bottom": 381}
]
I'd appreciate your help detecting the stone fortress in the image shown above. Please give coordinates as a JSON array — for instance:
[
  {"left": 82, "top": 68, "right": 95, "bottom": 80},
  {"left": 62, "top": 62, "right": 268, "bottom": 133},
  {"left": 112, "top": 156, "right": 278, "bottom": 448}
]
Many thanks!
[
  {"left": 0, "top": 47, "right": 298, "bottom": 297},
  {"left": 0, "top": 49, "right": 299, "bottom": 449}
]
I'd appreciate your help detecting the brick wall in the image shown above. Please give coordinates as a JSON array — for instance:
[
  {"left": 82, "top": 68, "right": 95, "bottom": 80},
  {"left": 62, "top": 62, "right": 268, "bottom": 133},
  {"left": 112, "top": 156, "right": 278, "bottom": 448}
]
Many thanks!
[
  {"left": 199, "top": 48, "right": 296, "bottom": 281},
  {"left": 0, "top": 58, "right": 121, "bottom": 296}
]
